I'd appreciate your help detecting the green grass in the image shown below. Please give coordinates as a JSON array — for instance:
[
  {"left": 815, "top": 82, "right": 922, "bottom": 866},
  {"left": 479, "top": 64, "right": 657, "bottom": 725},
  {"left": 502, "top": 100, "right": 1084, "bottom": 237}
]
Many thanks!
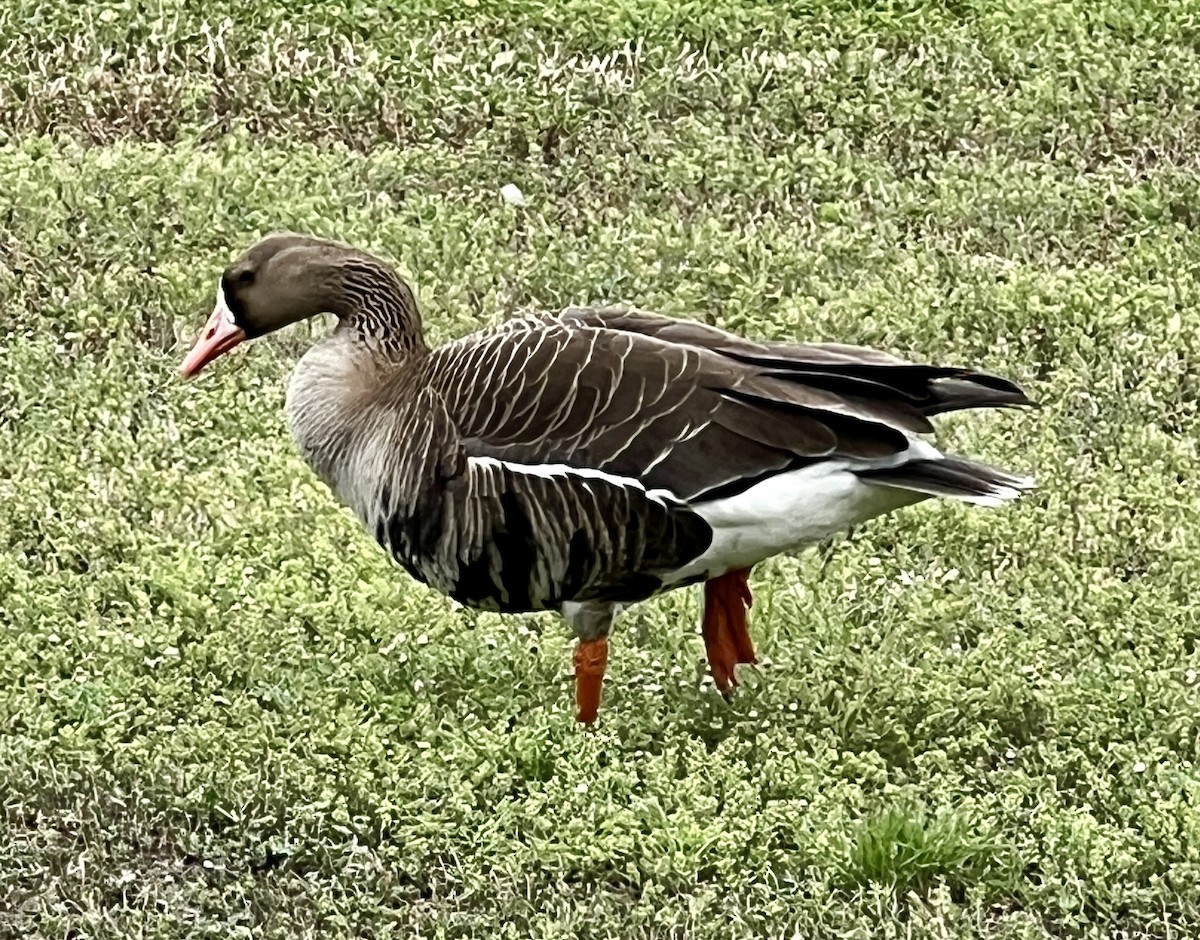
[{"left": 2, "top": 0, "right": 1199, "bottom": 936}]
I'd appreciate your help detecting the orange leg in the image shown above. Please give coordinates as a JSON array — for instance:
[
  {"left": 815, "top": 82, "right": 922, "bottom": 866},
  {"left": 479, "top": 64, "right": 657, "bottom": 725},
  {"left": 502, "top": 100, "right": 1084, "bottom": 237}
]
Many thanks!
[
  {"left": 574, "top": 636, "right": 610, "bottom": 724},
  {"left": 702, "top": 567, "right": 757, "bottom": 694}
]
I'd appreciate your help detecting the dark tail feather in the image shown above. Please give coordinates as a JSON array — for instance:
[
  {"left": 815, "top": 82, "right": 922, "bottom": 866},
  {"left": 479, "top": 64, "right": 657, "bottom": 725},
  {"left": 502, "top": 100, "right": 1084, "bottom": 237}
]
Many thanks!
[{"left": 856, "top": 455, "right": 1035, "bottom": 506}]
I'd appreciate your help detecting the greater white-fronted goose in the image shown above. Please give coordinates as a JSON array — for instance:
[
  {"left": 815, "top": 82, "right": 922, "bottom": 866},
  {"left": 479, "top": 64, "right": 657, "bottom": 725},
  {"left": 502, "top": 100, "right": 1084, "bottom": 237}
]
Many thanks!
[{"left": 180, "top": 234, "right": 1036, "bottom": 723}]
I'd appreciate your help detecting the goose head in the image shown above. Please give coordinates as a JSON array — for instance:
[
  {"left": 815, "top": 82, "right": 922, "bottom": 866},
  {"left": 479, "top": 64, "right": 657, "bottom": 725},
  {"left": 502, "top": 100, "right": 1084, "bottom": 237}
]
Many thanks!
[{"left": 180, "top": 233, "right": 422, "bottom": 378}]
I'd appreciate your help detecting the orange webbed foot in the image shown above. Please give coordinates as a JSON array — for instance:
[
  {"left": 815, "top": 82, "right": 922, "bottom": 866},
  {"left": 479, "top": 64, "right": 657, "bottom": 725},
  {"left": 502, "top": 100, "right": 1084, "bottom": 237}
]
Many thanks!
[
  {"left": 702, "top": 567, "right": 757, "bottom": 695},
  {"left": 574, "top": 637, "right": 609, "bottom": 724}
]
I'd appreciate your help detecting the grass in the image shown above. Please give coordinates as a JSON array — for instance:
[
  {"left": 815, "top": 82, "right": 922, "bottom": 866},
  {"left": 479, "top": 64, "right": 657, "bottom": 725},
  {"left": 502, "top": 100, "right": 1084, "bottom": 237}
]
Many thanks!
[{"left": 1, "top": 0, "right": 1199, "bottom": 936}]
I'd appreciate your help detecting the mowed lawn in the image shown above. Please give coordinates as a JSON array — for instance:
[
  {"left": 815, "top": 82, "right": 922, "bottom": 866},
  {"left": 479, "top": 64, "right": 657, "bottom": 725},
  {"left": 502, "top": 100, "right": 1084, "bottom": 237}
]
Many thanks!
[{"left": 2, "top": 0, "right": 1199, "bottom": 936}]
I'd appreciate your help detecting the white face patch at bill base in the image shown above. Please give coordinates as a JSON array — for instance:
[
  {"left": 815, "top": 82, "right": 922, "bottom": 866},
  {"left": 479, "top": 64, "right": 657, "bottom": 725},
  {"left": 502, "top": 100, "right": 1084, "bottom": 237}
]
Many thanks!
[
  {"left": 178, "top": 280, "right": 251, "bottom": 379},
  {"left": 213, "top": 280, "right": 237, "bottom": 328}
]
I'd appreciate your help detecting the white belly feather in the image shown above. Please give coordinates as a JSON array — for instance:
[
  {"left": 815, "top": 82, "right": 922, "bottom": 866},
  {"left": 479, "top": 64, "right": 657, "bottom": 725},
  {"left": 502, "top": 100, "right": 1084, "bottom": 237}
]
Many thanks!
[{"left": 667, "top": 439, "right": 942, "bottom": 583}]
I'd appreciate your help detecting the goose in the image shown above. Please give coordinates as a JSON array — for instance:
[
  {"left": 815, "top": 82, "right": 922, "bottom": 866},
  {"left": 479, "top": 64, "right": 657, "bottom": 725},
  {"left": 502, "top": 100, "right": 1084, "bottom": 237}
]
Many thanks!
[{"left": 179, "top": 233, "right": 1036, "bottom": 723}]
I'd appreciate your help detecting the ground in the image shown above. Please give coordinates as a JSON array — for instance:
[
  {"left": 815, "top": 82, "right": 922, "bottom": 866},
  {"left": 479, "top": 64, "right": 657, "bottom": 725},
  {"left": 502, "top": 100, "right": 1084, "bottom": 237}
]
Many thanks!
[{"left": 1, "top": 1, "right": 1199, "bottom": 937}]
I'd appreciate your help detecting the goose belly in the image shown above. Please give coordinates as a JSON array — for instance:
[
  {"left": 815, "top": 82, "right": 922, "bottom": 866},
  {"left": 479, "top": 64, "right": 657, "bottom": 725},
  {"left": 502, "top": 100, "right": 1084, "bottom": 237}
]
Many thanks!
[{"left": 667, "top": 460, "right": 927, "bottom": 583}]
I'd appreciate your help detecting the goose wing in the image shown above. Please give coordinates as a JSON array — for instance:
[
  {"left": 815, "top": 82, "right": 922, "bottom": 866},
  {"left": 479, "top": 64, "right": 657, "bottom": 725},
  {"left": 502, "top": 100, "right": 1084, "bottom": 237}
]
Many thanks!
[{"left": 431, "top": 307, "right": 1032, "bottom": 503}]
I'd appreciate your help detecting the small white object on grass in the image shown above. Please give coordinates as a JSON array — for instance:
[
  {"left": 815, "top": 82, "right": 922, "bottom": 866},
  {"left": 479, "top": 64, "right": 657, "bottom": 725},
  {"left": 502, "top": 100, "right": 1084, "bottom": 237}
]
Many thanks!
[{"left": 500, "top": 183, "right": 526, "bottom": 206}]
